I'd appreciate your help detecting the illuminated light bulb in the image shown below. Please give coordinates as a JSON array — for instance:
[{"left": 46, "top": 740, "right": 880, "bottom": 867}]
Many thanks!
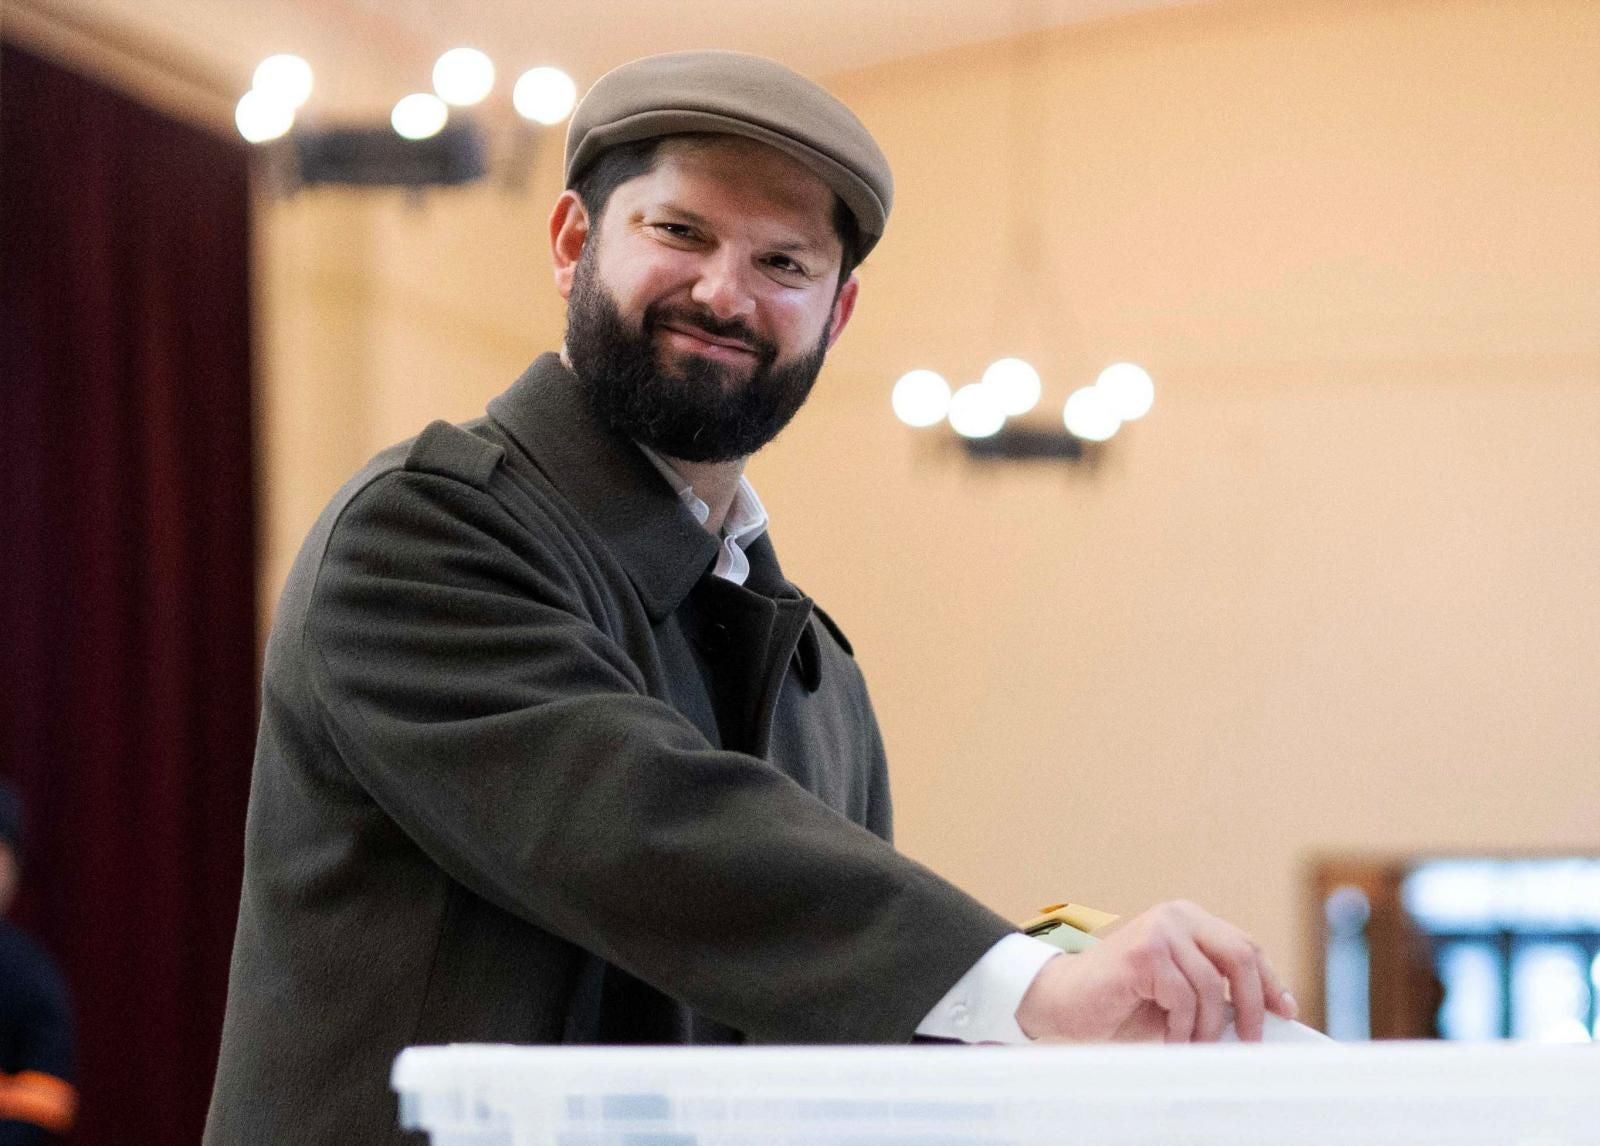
[
  {"left": 513, "top": 67, "right": 578, "bottom": 125},
  {"left": 433, "top": 47, "right": 495, "bottom": 107},
  {"left": 1095, "top": 361, "right": 1155, "bottom": 421},
  {"left": 392, "top": 93, "right": 449, "bottom": 140},
  {"left": 235, "top": 89, "right": 295, "bottom": 143},
  {"left": 948, "top": 382, "right": 1006, "bottom": 439},
  {"left": 981, "top": 357, "right": 1042, "bottom": 416},
  {"left": 252, "top": 54, "right": 313, "bottom": 109},
  {"left": 1063, "top": 385, "right": 1121, "bottom": 442},
  {"left": 892, "top": 370, "right": 952, "bottom": 428}
]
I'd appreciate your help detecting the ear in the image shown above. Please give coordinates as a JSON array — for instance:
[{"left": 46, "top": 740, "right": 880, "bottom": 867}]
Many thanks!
[
  {"left": 549, "top": 190, "right": 590, "bottom": 300},
  {"left": 825, "top": 273, "right": 860, "bottom": 349}
]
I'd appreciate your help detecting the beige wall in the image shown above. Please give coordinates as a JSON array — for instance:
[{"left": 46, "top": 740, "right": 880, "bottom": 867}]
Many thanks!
[
  {"left": 255, "top": 153, "right": 568, "bottom": 595},
  {"left": 256, "top": 0, "right": 1600, "bottom": 998}
]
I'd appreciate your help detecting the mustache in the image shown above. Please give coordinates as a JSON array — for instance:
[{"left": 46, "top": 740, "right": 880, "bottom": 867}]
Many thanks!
[{"left": 643, "top": 303, "right": 777, "bottom": 360}]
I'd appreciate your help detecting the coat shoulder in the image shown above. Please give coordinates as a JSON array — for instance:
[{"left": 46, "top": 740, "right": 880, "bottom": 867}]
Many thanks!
[
  {"left": 403, "top": 419, "right": 506, "bottom": 490},
  {"left": 811, "top": 603, "right": 855, "bottom": 658}
]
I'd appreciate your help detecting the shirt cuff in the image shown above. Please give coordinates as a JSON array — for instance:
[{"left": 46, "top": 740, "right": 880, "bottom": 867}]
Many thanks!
[{"left": 913, "top": 933, "right": 1062, "bottom": 1044}]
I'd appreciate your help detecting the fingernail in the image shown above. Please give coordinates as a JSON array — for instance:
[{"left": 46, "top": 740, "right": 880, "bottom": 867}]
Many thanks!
[{"left": 1280, "top": 992, "right": 1298, "bottom": 1017}]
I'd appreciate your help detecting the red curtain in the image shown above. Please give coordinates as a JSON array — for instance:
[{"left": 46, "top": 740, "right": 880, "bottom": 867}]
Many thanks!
[{"left": 1, "top": 42, "right": 257, "bottom": 1145}]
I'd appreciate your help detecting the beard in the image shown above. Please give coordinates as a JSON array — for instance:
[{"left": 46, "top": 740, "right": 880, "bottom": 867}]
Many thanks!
[{"left": 564, "top": 241, "right": 831, "bottom": 463}]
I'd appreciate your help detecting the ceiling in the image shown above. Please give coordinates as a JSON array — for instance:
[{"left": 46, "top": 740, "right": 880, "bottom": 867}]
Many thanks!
[{"left": 17, "top": 0, "right": 1217, "bottom": 124}]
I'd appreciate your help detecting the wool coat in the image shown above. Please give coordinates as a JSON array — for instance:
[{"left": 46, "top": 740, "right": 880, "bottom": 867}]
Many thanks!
[{"left": 204, "top": 354, "right": 1016, "bottom": 1144}]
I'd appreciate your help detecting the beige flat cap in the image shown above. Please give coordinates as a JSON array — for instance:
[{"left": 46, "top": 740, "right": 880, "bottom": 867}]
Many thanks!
[{"left": 565, "top": 50, "right": 893, "bottom": 258}]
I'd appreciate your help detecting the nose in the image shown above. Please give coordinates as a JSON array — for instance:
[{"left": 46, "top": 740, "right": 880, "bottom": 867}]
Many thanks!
[{"left": 688, "top": 248, "right": 757, "bottom": 323}]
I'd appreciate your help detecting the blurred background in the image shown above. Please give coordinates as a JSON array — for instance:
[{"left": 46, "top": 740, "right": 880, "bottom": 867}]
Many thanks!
[{"left": 3, "top": 0, "right": 1597, "bottom": 1141}]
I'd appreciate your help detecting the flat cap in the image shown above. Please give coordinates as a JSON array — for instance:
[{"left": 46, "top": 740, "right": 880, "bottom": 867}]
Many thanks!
[{"left": 565, "top": 50, "right": 893, "bottom": 258}]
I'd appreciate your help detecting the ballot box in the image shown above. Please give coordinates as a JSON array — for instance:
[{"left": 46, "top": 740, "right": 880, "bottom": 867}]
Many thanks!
[{"left": 392, "top": 1041, "right": 1599, "bottom": 1145}]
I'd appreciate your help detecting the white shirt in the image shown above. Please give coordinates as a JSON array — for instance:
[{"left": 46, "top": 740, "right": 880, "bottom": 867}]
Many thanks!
[{"left": 639, "top": 447, "right": 1062, "bottom": 1043}]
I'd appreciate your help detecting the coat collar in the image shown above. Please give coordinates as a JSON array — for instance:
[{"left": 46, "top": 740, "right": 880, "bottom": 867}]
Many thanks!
[{"left": 486, "top": 353, "right": 801, "bottom": 622}]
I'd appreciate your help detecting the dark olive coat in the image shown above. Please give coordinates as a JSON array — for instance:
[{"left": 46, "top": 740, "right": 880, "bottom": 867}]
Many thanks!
[{"left": 204, "top": 354, "right": 1014, "bottom": 1144}]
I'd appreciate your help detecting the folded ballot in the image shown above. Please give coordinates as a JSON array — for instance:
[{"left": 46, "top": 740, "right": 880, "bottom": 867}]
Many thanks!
[{"left": 1224, "top": 1007, "right": 1332, "bottom": 1042}]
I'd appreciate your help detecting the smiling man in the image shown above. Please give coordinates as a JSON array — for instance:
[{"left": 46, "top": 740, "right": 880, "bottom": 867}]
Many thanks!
[
  {"left": 205, "top": 52, "right": 1294, "bottom": 1145},
  {"left": 559, "top": 131, "right": 854, "bottom": 502}
]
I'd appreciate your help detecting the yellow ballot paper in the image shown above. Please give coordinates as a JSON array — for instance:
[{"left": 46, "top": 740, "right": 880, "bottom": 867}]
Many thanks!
[
  {"left": 1020, "top": 901, "right": 1332, "bottom": 1042},
  {"left": 1021, "top": 901, "right": 1121, "bottom": 953}
]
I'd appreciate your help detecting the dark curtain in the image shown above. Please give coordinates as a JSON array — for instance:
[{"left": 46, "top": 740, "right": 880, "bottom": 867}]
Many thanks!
[{"left": 1, "top": 43, "right": 257, "bottom": 1145}]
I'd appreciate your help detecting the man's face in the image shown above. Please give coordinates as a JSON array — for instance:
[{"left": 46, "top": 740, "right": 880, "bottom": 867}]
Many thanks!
[{"left": 556, "top": 137, "right": 858, "bottom": 462}]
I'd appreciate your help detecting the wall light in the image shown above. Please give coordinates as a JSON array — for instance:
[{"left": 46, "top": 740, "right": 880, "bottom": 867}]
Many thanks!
[
  {"left": 252, "top": 54, "right": 313, "bottom": 109},
  {"left": 391, "top": 93, "right": 449, "bottom": 141},
  {"left": 948, "top": 382, "right": 1007, "bottom": 440},
  {"left": 982, "top": 358, "right": 1042, "bottom": 416},
  {"left": 513, "top": 67, "right": 578, "bottom": 126},
  {"left": 235, "top": 89, "right": 295, "bottom": 143},
  {"left": 1062, "top": 385, "right": 1121, "bottom": 442},
  {"left": 433, "top": 48, "right": 495, "bottom": 108},
  {"left": 1096, "top": 362, "right": 1155, "bottom": 422},
  {"left": 236, "top": 52, "right": 578, "bottom": 196},
  {"left": 891, "top": 370, "right": 951, "bottom": 428},
  {"left": 890, "top": 21, "right": 1160, "bottom": 466},
  {"left": 892, "top": 357, "right": 1156, "bottom": 462}
]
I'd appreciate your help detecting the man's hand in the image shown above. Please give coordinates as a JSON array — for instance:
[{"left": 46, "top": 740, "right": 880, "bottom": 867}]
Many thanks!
[{"left": 1014, "top": 900, "right": 1296, "bottom": 1043}]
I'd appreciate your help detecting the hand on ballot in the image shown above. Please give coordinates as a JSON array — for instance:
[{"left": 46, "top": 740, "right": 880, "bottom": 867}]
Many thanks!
[{"left": 1013, "top": 899, "right": 1298, "bottom": 1044}]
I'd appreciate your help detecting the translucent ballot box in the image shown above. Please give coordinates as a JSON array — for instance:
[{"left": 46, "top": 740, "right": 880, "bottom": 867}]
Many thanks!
[{"left": 393, "top": 1041, "right": 1599, "bottom": 1146}]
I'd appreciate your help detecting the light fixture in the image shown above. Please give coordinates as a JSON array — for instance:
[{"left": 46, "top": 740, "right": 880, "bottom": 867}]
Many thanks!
[
  {"left": 891, "top": 370, "right": 952, "bottom": 428},
  {"left": 948, "top": 383, "right": 1007, "bottom": 440},
  {"left": 236, "top": 51, "right": 579, "bottom": 197},
  {"left": 883, "top": 19, "right": 1158, "bottom": 465},
  {"left": 1063, "top": 385, "right": 1122, "bottom": 443},
  {"left": 392, "top": 93, "right": 449, "bottom": 141},
  {"left": 252, "top": 54, "right": 313, "bottom": 109},
  {"left": 235, "top": 89, "right": 295, "bottom": 143},
  {"left": 981, "top": 357, "right": 1042, "bottom": 416},
  {"left": 1095, "top": 362, "right": 1155, "bottom": 421},
  {"left": 513, "top": 67, "right": 578, "bottom": 126},
  {"left": 894, "top": 356, "right": 1154, "bottom": 461},
  {"left": 433, "top": 48, "right": 495, "bottom": 108}
]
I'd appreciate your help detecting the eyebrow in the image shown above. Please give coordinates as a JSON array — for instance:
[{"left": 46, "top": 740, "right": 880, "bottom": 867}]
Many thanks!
[{"left": 651, "top": 203, "right": 832, "bottom": 257}]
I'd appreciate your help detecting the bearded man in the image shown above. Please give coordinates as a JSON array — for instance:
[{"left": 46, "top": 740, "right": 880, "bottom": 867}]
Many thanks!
[{"left": 205, "top": 51, "right": 1295, "bottom": 1145}]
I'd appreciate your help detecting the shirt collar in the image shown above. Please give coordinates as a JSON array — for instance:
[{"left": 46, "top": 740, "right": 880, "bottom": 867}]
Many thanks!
[{"left": 635, "top": 444, "right": 771, "bottom": 587}]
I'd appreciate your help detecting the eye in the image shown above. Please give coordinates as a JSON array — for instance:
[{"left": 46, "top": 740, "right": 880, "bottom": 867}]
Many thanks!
[
  {"left": 651, "top": 222, "right": 700, "bottom": 242},
  {"left": 764, "top": 254, "right": 812, "bottom": 279}
]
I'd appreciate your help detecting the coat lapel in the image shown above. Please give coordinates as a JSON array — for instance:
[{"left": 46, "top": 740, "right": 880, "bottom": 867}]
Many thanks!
[
  {"left": 486, "top": 353, "right": 719, "bottom": 623},
  {"left": 486, "top": 354, "right": 828, "bottom": 740}
]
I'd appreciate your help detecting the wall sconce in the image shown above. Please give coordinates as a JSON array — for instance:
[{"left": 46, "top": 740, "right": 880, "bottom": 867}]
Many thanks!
[
  {"left": 234, "top": 51, "right": 576, "bottom": 193},
  {"left": 893, "top": 359, "right": 1155, "bottom": 461}
]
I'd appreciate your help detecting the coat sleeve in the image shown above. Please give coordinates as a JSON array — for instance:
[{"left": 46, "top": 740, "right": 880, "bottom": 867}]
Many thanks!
[
  {"left": 301, "top": 467, "right": 1015, "bottom": 1044},
  {"left": 864, "top": 706, "right": 895, "bottom": 845}
]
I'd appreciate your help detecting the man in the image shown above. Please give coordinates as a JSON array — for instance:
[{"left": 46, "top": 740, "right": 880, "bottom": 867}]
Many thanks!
[
  {"left": 206, "top": 51, "right": 1295, "bottom": 1144},
  {"left": 0, "top": 782, "right": 76, "bottom": 1145}
]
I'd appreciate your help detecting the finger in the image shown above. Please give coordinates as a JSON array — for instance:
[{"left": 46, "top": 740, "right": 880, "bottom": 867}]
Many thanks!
[
  {"left": 1256, "top": 951, "right": 1297, "bottom": 1020},
  {"left": 1170, "top": 938, "right": 1230, "bottom": 1042},
  {"left": 1230, "top": 956, "right": 1267, "bottom": 1041},
  {"left": 1149, "top": 961, "right": 1198, "bottom": 1044},
  {"left": 1193, "top": 930, "right": 1266, "bottom": 1041},
  {"left": 1112, "top": 1001, "right": 1170, "bottom": 1043},
  {"left": 1228, "top": 954, "right": 1267, "bottom": 1041}
]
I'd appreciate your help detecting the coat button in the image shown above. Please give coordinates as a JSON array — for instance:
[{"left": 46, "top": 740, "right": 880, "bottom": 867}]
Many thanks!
[{"left": 702, "top": 621, "right": 730, "bottom": 658}]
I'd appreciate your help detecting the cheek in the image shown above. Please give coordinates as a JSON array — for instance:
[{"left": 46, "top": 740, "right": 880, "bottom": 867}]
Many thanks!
[
  {"left": 624, "top": 266, "right": 698, "bottom": 322},
  {"left": 772, "top": 294, "right": 835, "bottom": 347},
  {"left": 589, "top": 239, "right": 671, "bottom": 311}
]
